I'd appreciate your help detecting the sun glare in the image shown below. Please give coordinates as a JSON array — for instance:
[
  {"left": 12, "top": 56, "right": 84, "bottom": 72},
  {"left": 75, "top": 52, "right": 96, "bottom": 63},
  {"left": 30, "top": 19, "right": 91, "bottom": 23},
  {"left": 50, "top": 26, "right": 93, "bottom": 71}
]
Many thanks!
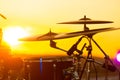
[{"left": 3, "top": 26, "right": 30, "bottom": 46}]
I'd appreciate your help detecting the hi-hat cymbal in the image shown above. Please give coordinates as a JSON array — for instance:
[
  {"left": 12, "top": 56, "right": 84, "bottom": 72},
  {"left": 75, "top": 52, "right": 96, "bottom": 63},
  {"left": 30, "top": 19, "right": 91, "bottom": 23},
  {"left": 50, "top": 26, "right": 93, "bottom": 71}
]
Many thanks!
[
  {"left": 58, "top": 16, "right": 113, "bottom": 24},
  {"left": 19, "top": 27, "right": 120, "bottom": 41}
]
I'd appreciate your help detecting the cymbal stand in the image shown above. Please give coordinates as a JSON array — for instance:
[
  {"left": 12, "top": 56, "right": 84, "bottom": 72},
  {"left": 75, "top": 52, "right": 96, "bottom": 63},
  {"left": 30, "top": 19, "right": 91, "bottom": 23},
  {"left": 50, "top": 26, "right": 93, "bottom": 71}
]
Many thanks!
[
  {"left": 78, "top": 22, "right": 119, "bottom": 80},
  {"left": 50, "top": 35, "right": 99, "bottom": 80},
  {"left": 91, "top": 37, "right": 119, "bottom": 80},
  {"left": 78, "top": 35, "right": 98, "bottom": 80},
  {"left": 79, "top": 33, "right": 119, "bottom": 80},
  {"left": 49, "top": 28, "right": 119, "bottom": 80}
]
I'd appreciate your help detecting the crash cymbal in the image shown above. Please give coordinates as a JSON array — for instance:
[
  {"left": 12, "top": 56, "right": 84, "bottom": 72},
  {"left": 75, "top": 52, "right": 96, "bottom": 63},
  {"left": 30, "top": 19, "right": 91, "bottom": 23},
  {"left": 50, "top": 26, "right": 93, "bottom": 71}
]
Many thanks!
[
  {"left": 60, "top": 27, "right": 120, "bottom": 38},
  {"left": 19, "top": 30, "right": 59, "bottom": 41},
  {"left": 58, "top": 16, "right": 113, "bottom": 24},
  {"left": 19, "top": 27, "right": 120, "bottom": 41}
]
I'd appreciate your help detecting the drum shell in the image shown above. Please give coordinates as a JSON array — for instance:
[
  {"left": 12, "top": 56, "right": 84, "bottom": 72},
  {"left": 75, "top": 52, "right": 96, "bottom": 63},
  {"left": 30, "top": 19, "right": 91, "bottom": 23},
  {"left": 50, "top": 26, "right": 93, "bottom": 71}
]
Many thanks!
[{"left": 24, "top": 58, "right": 72, "bottom": 80}]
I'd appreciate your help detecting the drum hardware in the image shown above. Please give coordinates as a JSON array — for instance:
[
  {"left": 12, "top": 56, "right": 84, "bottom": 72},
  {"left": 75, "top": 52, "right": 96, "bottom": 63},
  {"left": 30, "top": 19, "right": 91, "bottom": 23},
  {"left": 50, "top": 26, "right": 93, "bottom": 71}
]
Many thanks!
[
  {"left": 60, "top": 32, "right": 118, "bottom": 80},
  {"left": 54, "top": 16, "right": 120, "bottom": 80},
  {"left": 22, "top": 57, "right": 73, "bottom": 80},
  {"left": 19, "top": 16, "right": 120, "bottom": 80}
]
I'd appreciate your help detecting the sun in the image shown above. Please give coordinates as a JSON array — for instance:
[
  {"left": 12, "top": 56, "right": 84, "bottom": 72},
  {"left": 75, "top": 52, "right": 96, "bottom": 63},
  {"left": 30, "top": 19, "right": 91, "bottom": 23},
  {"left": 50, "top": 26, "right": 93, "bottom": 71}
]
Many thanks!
[{"left": 3, "top": 26, "right": 30, "bottom": 46}]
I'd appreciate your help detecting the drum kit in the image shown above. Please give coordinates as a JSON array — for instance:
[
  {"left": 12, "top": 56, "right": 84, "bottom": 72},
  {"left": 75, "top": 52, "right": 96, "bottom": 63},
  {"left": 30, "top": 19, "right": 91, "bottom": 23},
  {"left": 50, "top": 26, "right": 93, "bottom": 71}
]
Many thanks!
[{"left": 19, "top": 15, "right": 120, "bottom": 80}]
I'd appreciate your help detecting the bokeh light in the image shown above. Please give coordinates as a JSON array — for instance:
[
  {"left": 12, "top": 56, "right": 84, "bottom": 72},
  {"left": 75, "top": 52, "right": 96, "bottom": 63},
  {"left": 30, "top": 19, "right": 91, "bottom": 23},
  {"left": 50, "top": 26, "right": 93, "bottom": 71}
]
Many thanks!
[{"left": 116, "top": 53, "right": 120, "bottom": 62}]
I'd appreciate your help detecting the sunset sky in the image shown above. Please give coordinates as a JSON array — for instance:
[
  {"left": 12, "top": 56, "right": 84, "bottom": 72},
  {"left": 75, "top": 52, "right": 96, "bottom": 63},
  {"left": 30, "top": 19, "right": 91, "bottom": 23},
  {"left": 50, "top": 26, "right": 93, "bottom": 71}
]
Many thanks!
[{"left": 0, "top": 0, "right": 120, "bottom": 58}]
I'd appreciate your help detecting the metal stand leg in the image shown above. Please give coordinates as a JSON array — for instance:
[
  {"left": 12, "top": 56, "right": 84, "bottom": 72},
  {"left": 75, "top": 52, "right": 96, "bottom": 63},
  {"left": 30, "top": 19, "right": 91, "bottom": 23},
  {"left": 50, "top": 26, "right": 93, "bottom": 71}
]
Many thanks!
[
  {"left": 79, "top": 43, "right": 98, "bottom": 80},
  {"left": 92, "top": 38, "right": 119, "bottom": 80}
]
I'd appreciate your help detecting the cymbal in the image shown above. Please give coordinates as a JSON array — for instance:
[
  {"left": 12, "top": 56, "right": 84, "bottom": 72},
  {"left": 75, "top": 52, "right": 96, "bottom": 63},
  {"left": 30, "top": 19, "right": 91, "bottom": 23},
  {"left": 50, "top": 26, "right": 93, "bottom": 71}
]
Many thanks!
[
  {"left": 58, "top": 20, "right": 113, "bottom": 24},
  {"left": 19, "top": 27, "right": 120, "bottom": 41},
  {"left": 0, "top": 13, "right": 7, "bottom": 19},
  {"left": 58, "top": 16, "right": 113, "bottom": 24},
  {"left": 60, "top": 27, "right": 120, "bottom": 38},
  {"left": 19, "top": 31, "right": 59, "bottom": 41}
]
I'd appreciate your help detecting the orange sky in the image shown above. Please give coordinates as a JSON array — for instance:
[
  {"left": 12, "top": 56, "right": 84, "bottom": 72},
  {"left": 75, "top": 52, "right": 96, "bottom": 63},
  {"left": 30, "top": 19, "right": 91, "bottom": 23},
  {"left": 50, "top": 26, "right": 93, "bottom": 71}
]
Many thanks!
[{"left": 0, "top": 0, "right": 120, "bottom": 58}]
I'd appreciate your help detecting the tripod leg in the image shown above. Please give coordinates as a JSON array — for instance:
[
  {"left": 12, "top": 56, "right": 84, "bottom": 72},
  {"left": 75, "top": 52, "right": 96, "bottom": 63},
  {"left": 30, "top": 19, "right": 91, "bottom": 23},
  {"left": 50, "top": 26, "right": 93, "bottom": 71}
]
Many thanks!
[
  {"left": 91, "top": 38, "right": 114, "bottom": 65},
  {"left": 91, "top": 38, "right": 118, "bottom": 80},
  {"left": 92, "top": 60, "right": 98, "bottom": 80},
  {"left": 79, "top": 58, "right": 88, "bottom": 80},
  {"left": 86, "top": 61, "right": 92, "bottom": 80},
  {"left": 79, "top": 52, "right": 92, "bottom": 80}
]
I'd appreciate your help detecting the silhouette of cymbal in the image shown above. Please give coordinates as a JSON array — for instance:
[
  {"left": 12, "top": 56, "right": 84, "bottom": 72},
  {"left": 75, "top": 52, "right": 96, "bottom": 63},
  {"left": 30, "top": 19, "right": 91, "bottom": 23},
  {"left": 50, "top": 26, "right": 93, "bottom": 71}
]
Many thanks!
[
  {"left": 19, "top": 27, "right": 120, "bottom": 41},
  {"left": 0, "top": 13, "right": 7, "bottom": 19},
  {"left": 58, "top": 16, "right": 113, "bottom": 24},
  {"left": 58, "top": 20, "right": 113, "bottom": 24},
  {"left": 19, "top": 31, "right": 59, "bottom": 41}
]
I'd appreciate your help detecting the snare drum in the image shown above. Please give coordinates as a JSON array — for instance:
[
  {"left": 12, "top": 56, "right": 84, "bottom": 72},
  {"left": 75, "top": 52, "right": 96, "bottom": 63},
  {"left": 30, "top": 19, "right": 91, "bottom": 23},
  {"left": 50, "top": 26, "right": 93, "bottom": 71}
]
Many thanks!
[{"left": 23, "top": 57, "right": 73, "bottom": 80}]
